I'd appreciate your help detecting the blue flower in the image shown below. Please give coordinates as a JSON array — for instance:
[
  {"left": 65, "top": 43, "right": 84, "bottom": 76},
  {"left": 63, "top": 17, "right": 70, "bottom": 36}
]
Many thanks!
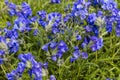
[
  {"left": 73, "top": 50, "right": 80, "bottom": 59},
  {"left": 38, "top": 19, "right": 48, "bottom": 28},
  {"left": 30, "top": 16, "right": 38, "bottom": 23},
  {"left": 90, "top": 0, "right": 99, "bottom": 5},
  {"left": 33, "top": 29, "right": 39, "bottom": 36},
  {"left": 6, "top": 70, "right": 17, "bottom": 80},
  {"left": 58, "top": 40, "right": 68, "bottom": 53},
  {"left": 112, "top": 9, "right": 120, "bottom": 17},
  {"left": 51, "top": 55, "right": 57, "bottom": 62},
  {"left": 42, "top": 43, "right": 49, "bottom": 52},
  {"left": 13, "top": 17, "right": 32, "bottom": 32},
  {"left": 87, "top": 13, "right": 97, "bottom": 25},
  {"left": 90, "top": 36, "right": 103, "bottom": 51},
  {"left": 0, "top": 36, "right": 6, "bottom": 42},
  {"left": 70, "top": 57, "right": 76, "bottom": 62},
  {"left": 83, "top": 37, "right": 90, "bottom": 45},
  {"left": 18, "top": 54, "right": 27, "bottom": 63},
  {"left": 31, "top": 62, "right": 42, "bottom": 79},
  {"left": 76, "top": 35, "right": 82, "bottom": 40},
  {"left": 48, "top": 12, "right": 62, "bottom": 29},
  {"left": 20, "top": 53, "right": 34, "bottom": 63},
  {"left": 74, "top": 46, "right": 79, "bottom": 50},
  {"left": 81, "top": 52, "right": 88, "bottom": 59},
  {"left": 105, "top": 16, "right": 114, "bottom": 33},
  {"left": 116, "top": 23, "right": 120, "bottom": 37},
  {"left": 72, "top": 0, "right": 84, "bottom": 11},
  {"left": 5, "top": 2, "right": 17, "bottom": 16},
  {"left": 71, "top": 0, "right": 88, "bottom": 20},
  {"left": 63, "top": 14, "right": 72, "bottom": 23},
  {"left": 73, "top": 3, "right": 83, "bottom": 11},
  {"left": 43, "top": 62, "right": 48, "bottom": 69},
  {"left": 21, "top": 2, "right": 32, "bottom": 17},
  {"left": 92, "top": 25, "right": 99, "bottom": 37},
  {"left": 5, "top": 29, "right": 18, "bottom": 39},
  {"left": 97, "top": 11, "right": 103, "bottom": 17},
  {"left": 4, "top": 0, "right": 9, "bottom": 5},
  {"left": 16, "top": 62, "right": 26, "bottom": 74},
  {"left": 81, "top": 42, "right": 87, "bottom": 48},
  {"left": 28, "top": 69, "right": 33, "bottom": 78},
  {"left": 8, "top": 2, "right": 16, "bottom": 9},
  {"left": 0, "top": 50, "right": 5, "bottom": 56},
  {"left": 50, "top": 41, "right": 57, "bottom": 49},
  {"left": 6, "top": 22, "right": 12, "bottom": 27},
  {"left": 51, "top": 0, "right": 61, "bottom": 4},
  {"left": 37, "top": 10, "right": 47, "bottom": 20},
  {"left": 56, "top": 51, "right": 63, "bottom": 58},
  {"left": 8, "top": 9, "right": 16, "bottom": 16},
  {"left": 102, "top": 0, "right": 117, "bottom": 11},
  {"left": 52, "top": 27, "right": 60, "bottom": 34},
  {"left": 50, "top": 75, "right": 56, "bottom": 80},
  {"left": 91, "top": 45, "right": 97, "bottom": 52},
  {"left": 72, "top": 9, "right": 88, "bottom": 20},
  {"left": 7, "top": 39, "right": 19, "bottom": 53},
  {"left": 106, "top": 78, "right": 111, "bottom": 80},
  {"left": 84, "top": 25, "right": 92, "bottom": 32},
  {"left": 0, "top": 58, "right": 4, "bottom": 65},
  {"left": 18, "top": 53, "right": 34, "bottom": 65},
  {"left": 48, "top": 12, "right": 62, "bottom": 21},
  {"left": 7, "top": 55, "right": 30, "bottom": 79}
]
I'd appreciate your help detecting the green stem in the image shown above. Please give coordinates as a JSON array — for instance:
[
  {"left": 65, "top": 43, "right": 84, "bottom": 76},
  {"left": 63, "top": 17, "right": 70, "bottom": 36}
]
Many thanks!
[
  {"left": 96, "top": 51, "right": 98, "bottom": 61},
  {"left": 1, "top": 65, "right": 7, "bottom": 76}
]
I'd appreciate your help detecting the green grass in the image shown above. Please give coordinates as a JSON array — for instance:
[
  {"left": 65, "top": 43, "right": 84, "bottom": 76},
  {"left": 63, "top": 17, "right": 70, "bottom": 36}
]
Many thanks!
[{"left": 0, "top": 0, "right": 120, "bottom": 80}]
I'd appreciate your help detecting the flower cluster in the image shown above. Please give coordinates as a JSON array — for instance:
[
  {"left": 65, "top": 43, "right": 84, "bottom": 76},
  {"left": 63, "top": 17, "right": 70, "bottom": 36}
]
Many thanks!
[
  {"left": 38, "top": 11, "right": 64, "bottom": 34},
  {"left": 70, "top": 45, "right": 89, "bottom": 62},
  {"left": 62, "top": 0, "right": 120, "bottom": 57},
  {"left": 42, "top": 40, "right": 68, "bottom": 62},
  {"left": 7, "top": 53, "right": 51, "bottom": 80},
  {"left": 0, "top": 35, "right": 19, "bottom": 64}
]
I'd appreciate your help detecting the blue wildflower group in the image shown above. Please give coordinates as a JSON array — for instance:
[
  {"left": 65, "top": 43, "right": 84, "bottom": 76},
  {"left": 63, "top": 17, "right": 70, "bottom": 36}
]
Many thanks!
[{"left": 0, "top": 0, "right": 120, "bottom": 80}]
